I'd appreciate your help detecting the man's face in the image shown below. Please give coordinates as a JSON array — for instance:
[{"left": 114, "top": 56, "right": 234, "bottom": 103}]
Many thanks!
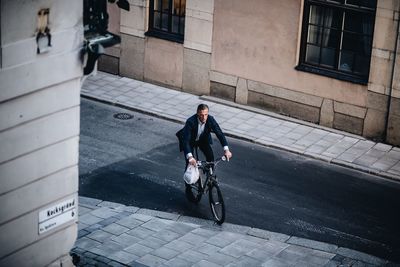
[{"left": 197, "top": 108, "right": 209, "bottom": 124}]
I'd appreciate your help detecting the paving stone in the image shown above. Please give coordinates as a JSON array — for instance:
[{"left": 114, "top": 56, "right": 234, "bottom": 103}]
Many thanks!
[
  {"left": 131, "top": 213, "right": 155, "bottom": 222},
  {"left": 150, "top": 246, "right": 181, "bottom": 260},
  {"left": 275, "top": 244, "right": 313, "bottom": 262},
  {"left": 78, "top": 206, "right": 93, "bottom": 216},
  {"left": 302, "top": 250, "right": 335, "bottom": 265},
  {"left": 162, "top": 257, "right": 192, "bottom": 267},
  {"left": 225, "top": 255, "right": 262, "bottom": 267},
  {"left": 78, "top": 229, "right": 90, "bottom": 239},
  {"left": 246, "top": 240, "right": 289, "bottom": 261},
  {"left": 74, "top": 237, "right": 101, "bottom": 250},
  {"left": 101, "top": 223, "right": 130, "bottom": 236},
  {"left": 164, "top": 239, "right": 194, "bottom": 252},
  {"left": 192, "top": 260, "right": 222, "bottom": 267},
  {"left": 287, "top": 236, "right": 338, "bottom": 253},
  {"left": 219, "top": 239, "right": 261, "bottom": 258},
  {"left": 80, "top": 213, "right": 104, "bottom": 225},
  {"left": 99, "top": 217, "right": 120, "bottom": 227},
  {"left": 206, "top": 232, "right": 242, "bottom": 248},
  {"left": 178, "top": 233, "right": 208, "bottom": 246},
  {"left": 138, "top": 236, "right": 168, "bottom": 249},
  {"left": 98, "top": 201, "right": 126, "bottom": 210},
  {"left": 261, "top": 257, "right": 293, "bottom": 267},
  {"left": 152, "top": 229, "right": 182, "bottom": 242},
  {"left": 116, "top": 215, "right": 144, "bottom": 229},
  {"left": 126, "top": 226, "right": 156, "bottom": 239},
  {"left": 85, "top": 223, "right": 103, "bottom": 233},
  {"left": 86, "top": 230, "right": 114, "bottom": 243},
  {"left": 90, "top": 207, "right": 121, "bottom": 219},
  {"left": 108, "top": 251, "right": 139, "bottom": 265},
  {"left": 135, "top": 254, "right": 167, "bottom": 267},
  {"left": 247, "top": 228, "right": 290, "bottom": 242},
  {"left": 141, "top": 219, "right": 170, "bottom": 232},
  {"left": 191, "top": 228, "right": 219, "bottom": 238},
  {"left": 111, "top": 233, "right": 141, "bottom": 247},
  {"left": 207, "top": 252, "right": 237, "bottom": 266},
  {"left": 124, "top": 243, "right": 154, "bottom": 257},
  {"left": 113, "top": 211, "right": 133, "bottom": 220},
  {"left": 373, "top": 143, "right": 392, "bottom": 152},
  {"left": 196, "top": 243, "right": 222, "bottom": 255},
  {"left": 177, "top": 250, "right": 209, "bottom": 263},
  {"left": 353, "top": 155, "right": 380, "bottom": 166}
]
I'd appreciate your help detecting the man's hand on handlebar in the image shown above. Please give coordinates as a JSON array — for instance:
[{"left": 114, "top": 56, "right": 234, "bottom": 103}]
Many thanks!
[
  {"left": 224, "top": 150, "right": 232, "bottom": 161},
  {"left": 188, "top": 156, "right": 197, "bottom": 166}
]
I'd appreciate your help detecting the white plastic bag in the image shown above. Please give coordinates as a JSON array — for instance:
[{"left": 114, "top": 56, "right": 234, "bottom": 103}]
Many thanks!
[{"left": 183, "top": 165, "right": 200, "bottom": 184}]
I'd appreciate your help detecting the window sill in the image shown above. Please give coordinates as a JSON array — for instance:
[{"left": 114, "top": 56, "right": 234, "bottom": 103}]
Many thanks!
[
  {"left": 145, "top": 30, "right": 184, "bottom": 44},
  {"left": 295, "top": 64, "right": 368, "bottom": 85}
]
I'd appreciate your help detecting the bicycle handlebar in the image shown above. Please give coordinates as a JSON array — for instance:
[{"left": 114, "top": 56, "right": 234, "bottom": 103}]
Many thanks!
[{"left": 196, "top": 156, "right": 227, "bottom": 168}]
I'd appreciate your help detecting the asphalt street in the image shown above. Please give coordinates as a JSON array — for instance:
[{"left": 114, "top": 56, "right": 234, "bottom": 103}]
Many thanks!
[{"left": 79, "top": 98, "right": 400, "bottom": 262}]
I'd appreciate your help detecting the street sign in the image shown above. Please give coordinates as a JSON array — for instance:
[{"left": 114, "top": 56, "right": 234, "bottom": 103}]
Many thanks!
[{"left": 38, "top": 198, "right": 76, "bottom": 234}]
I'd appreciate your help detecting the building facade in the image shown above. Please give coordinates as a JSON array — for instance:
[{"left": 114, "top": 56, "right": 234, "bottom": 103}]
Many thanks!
[
  {"left": 100, "top": 0, "right": 400, "bottom": 146},
  {"left": 0, "top": 1, "right": 82, "bottom": 266}
]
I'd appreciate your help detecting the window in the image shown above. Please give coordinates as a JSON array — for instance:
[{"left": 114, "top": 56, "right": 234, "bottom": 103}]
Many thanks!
[
  {"left": 147, "top": 0, "right": 186, "bottom": 43},
  {"left": 297, "top": 0, "right": 376, "bottom": 84}
]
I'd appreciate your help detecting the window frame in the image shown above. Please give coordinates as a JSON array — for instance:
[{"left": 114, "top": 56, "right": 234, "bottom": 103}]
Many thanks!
[
  {"left": 296, "top": 0, "right": 377, "bottom": 85},
  {"left": 146, "top": 0, "right": 185, "bottom": 43}
]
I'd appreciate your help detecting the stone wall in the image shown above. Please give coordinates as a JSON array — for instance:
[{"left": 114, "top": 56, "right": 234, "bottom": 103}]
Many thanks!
[{"left": 0, "top": 1, "right": 82, "bottom": 266}]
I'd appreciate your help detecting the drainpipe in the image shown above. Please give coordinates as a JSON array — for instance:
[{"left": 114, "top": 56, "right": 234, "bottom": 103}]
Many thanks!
[{"left": 384, "top": 3, "right": 400, "bottom": 143}]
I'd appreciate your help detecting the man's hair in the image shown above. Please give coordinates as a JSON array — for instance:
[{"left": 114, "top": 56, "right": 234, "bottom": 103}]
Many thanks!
[{"left": 197, "top": 104, "right": 209, "bottom": 112}]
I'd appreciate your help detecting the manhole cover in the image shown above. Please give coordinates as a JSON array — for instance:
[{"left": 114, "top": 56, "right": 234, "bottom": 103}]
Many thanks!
[{"left": 113, "top": 113, "right": 133, "bottom": 120}]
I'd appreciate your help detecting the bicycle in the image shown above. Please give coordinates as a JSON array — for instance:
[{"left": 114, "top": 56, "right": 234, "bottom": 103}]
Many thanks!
[{"left": 185, "top": 148, "right": 227, "bottom": 225}]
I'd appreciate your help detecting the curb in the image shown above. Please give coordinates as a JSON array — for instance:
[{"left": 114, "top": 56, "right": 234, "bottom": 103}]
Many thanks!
[{"left": 81, "top": 94, "right": 400, "bottom": 182}]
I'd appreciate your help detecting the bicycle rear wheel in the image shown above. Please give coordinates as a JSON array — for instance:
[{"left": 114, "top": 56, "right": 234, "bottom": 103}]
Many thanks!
[
  {"left": 185, "top": 179, "right": 202, "bottom": 203},
  {"left": 208, "top": 181, "right": 225, "bottom": 224}
]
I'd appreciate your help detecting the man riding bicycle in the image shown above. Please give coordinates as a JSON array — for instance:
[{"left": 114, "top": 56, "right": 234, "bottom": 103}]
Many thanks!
[{"left": 176, "top": 104, "right": 232, "bottom": 190}]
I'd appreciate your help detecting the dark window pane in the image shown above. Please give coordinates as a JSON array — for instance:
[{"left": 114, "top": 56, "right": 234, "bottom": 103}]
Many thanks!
[
  {"left": 339, "top": 50, "right": 354, "bottom": 72},
  {"left": 309, "top": 5, "right": 324, "bottom": 25},
  {"left": 346, "top": 0, "right": 377, "bottom": 8},
  {"left": 354, "top": 54, "right": 369, "bottom": 74},
  {"left": 154, "top": 11, "right": 161, "bottom": 29},
  {"left": 154, "top": 0, "right": 162, "bottom": 11},
  {"left": 162, "top": 13, "right": 169, "bottom": 31},
  {"left": 172, "top": 15, "right": 179, "bottom": 33},
  {"left": 306, "top": 44, "right": 321, "bottom": 64},
  {"left": 321, "top": 48, "right": 336, "bottom": 67},
  {"left": 162, "top": 0, "right": 170, "bottom": 12},
  {"left": 180, "top": 17, "right": 185, "bottom": 34},
  {"left": 342, "top": 32, "right": 361, "bottom": 51},
  {"left": 173, "top": 0, "right": 185, "bottom": 16},
  {"left": 344, "top": 12, "right": 373, "bottom": 34},
  {"left": 308, "top": 25, "right": 322, "bottom": 45},
  {"left": 324, "top": 8, "right": 342, "bottom": 29},
  {"left": 322, "top": 29, "right": 339, "bottom": 48}
]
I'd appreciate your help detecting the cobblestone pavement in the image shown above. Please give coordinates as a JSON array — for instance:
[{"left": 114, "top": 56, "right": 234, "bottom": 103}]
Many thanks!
[
  {"left": 81, "top": 72, "right": 400, "bottom": 181},
  {"left": 75, "top": 72, "right": 400, "bottom": 266},
  {"left": 72, "top": 197, "right": 397, "bottom": 267}
]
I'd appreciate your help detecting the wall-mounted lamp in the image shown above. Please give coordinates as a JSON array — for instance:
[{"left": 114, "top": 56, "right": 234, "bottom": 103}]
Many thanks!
[{"left": 36, "top": 8, "right": 51, "bottom": 54}]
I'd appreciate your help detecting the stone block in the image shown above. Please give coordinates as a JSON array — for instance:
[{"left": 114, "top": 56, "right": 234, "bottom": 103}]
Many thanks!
[
  {"left": 209, "top": 71, "right": 238, "bottom": 86},
  {"left": 144, "top": 37, "right": 184, "bottom": 88},
  {"left": 389, "top": 96, "right": 400, "bottom": 116},
  {"left": 235, "top": 78, "right": 248, "bottom": 104},
  {"left": 373, "top": 13, "right": 398, "bottom": 52},
  {"left": 333, "top": 113, "right": 364, "bottom": 135},
  {"left": 248, "top": 91, "right": 320, "bottom": 123},
  {"left": 210, "top": 81, "right": 236, "bottom": 101},
  {"left": 184, "top": 15, "right": 213, "bottom": 53},
  {"left": 0, "top": 51, "right": 82, "bottom": 102},
  {"left": 182, "top": 48, "right": 211, "bottom": 95},
  {"left": 0, "top": 224, "right": 77, "bottom": 267},
  {"left": 369, "top": 55, "right": 393, "bottom": 88},
  {"left": 98, "top": 55, "right": 119, "bottom": 75},
  {"left": 248, "top": 80, "right": 323, "bottom": 108},
  {"left": 0, "top": 137, "right": 78, "bottom": 195},
  {"left": 334, "top": 101, "right": 366, "bottom": 119},
  {"left": 120, "top": 4, "right": 146, "bottom": 36},
  {"left": 120, "top": 34, "right": 145, "bottom": 80},
  {"left": 320, "top": 99, "right": 334, "bottom": 127},
  {"left": 367, "top": 91, "right": 389, "bottom": 112},
  {"left": 0, "top": 167, "right": 78, "bottom": 225},
  {"left": 0, "top": 107, "right": 80, "bottom": 164},
  {"left": 187, "top": 0, "right": 214, "bottom": 14},
  {"left": 363, "top": 108, "right": 386, "bottom": 140},
  {"left": 386, "top": 114, "right": 400, "bottom": 146},
  {"left": 1, "top": 79, "right": 80, "bottom": 132}
]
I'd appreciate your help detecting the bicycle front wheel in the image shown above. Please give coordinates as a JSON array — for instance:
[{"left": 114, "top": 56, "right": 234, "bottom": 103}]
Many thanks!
[{"left": 209, "top": 181, "right": 225, "bottom": 224}]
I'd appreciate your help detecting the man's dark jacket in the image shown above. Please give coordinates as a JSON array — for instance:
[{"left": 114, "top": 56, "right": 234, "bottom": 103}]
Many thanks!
[{"left": 176, "top": 114, "right": 228, "bottom": 156}]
